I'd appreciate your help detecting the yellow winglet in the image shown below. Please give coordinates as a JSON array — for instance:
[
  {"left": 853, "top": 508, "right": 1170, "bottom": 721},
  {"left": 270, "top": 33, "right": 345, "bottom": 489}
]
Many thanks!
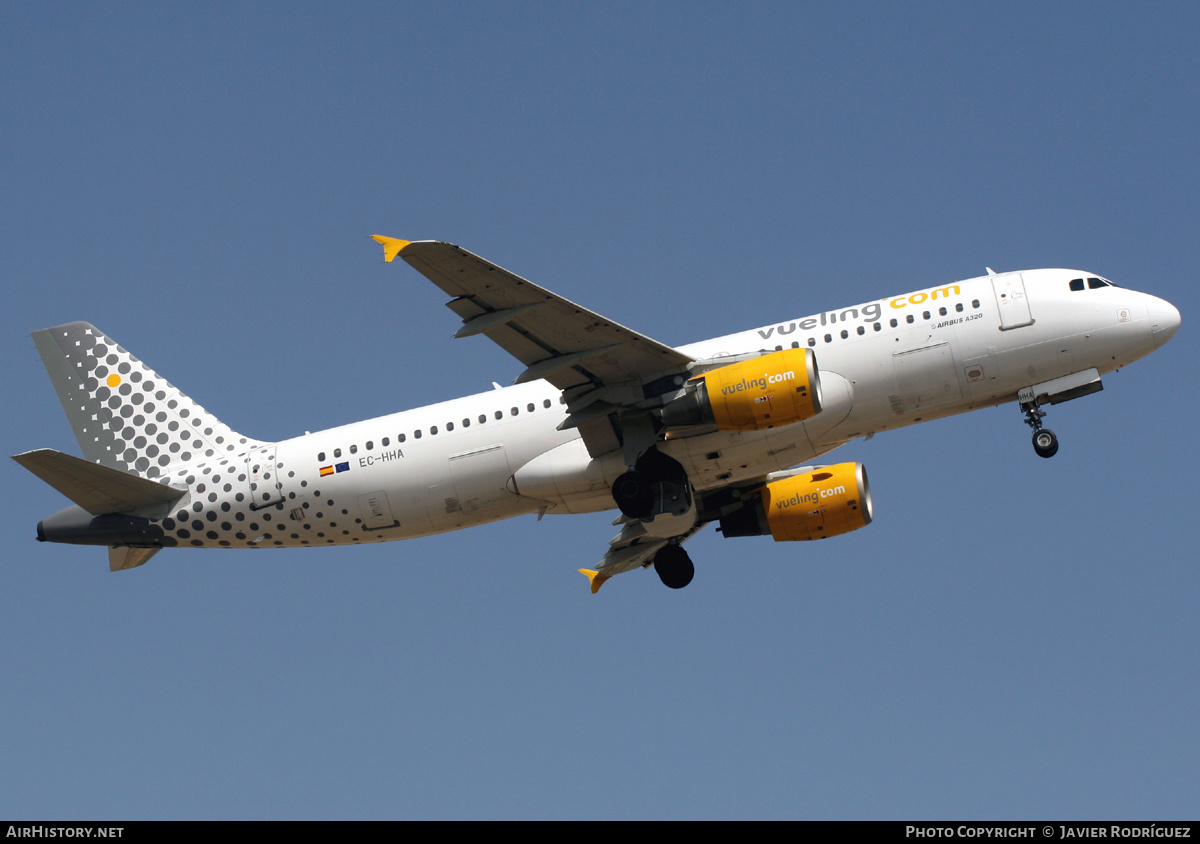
[
  {"left": 371, "top": 235, "right": 411, "bottom": 263},
  {"left": 578, "top": 568, "right": 611, "bottom": 594}
]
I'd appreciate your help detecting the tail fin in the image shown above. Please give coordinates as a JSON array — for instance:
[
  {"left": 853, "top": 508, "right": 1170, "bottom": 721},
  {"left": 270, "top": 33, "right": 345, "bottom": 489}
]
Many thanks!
[{"left": 31, "top": 322, "right": 261, "bottom": 479}]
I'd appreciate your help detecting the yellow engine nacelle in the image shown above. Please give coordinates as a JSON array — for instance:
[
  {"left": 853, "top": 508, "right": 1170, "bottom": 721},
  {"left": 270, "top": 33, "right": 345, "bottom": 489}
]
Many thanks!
[
  {"left": 661, "top": 348, "right": 823, "bottom": 431},
  {"left": 718, "top": 462, "right": 873, "bottom": 542}
]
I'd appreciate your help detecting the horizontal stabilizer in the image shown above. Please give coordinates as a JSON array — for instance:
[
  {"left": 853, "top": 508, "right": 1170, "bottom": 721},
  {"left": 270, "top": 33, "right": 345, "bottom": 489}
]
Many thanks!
[
  {"left": 12, "top": 449, "right": 187, "bottom": 515},
  {"left": 109, "top": 545, "right": 161, "bottom": 572}
]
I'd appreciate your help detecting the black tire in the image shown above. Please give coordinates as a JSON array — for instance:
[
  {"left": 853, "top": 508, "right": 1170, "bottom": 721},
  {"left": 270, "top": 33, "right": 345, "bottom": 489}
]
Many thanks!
[
  {"left": 654, "top": 544, "right": 695, "bottom": 589},
  {"left": 612, "top": 471, "right": 654, "bottom": 519},
  {"left": 1032, "top": 429, "right": 1059, "bottom": 459}
]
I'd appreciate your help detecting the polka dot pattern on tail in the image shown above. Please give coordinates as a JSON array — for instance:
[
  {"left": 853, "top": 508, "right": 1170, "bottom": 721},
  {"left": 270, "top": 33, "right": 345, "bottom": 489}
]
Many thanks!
[{"left": 30, "top": 322, "right": 262, "bottom": 478}]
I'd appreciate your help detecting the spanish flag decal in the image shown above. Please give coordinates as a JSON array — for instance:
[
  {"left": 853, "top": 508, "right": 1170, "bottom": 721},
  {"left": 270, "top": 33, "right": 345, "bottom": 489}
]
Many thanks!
[{"left": 319, "top": 465, "right": 334, "bottom": 477}]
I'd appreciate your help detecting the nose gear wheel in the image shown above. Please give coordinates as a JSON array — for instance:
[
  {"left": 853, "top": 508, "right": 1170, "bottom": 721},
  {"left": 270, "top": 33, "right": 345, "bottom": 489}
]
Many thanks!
[
  {"left": 1032, "top": 429, "right": 1059, "bottom": 458},
  {"left": 1021, "top": 398, "right": 1059, "bottom": 458}
]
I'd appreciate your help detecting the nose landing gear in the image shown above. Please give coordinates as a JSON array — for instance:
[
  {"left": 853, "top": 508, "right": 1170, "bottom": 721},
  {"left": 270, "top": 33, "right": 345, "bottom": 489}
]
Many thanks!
[
  {"left": 611, "top": 446, "right": 692, "bottom": 520},
  {"left": 1015, "top": 369, "right": 1106, "bottom": 459},
  {"left": 1022, "top": 399, "right": 1059, "bottom": 458}
]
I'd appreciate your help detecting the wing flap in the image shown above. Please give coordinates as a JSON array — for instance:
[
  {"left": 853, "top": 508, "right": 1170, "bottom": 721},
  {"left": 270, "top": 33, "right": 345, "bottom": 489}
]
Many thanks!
[{"left": 586, "top": 518, "right": 708, "bottom": 591}]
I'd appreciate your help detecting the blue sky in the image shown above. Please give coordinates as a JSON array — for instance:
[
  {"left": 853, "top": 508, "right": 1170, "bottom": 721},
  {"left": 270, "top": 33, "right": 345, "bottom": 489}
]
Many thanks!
[{"left": 2, "top": 2, "right": 1197, "bottom": 819}]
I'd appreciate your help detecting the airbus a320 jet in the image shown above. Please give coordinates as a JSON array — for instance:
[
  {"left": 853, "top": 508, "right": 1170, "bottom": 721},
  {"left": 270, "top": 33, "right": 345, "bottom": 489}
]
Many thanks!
[{"left": 14, "top": 237, "right": 1180, "bottom": 591}]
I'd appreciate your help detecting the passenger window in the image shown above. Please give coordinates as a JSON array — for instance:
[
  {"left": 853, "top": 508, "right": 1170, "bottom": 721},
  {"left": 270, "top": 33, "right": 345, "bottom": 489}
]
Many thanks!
[
  {"left": 318, "top": 452, "right": 325, "bottom": 462},
  {"left": 890, "top": 318, "right": 898, "bottom": 328},
  {"left": 527, "top": 403, "right": 535, "bottom": 412},
  {"left": 414, "top": 430, "right": 421, "bottom": 439},
  {"left": 511, "top": 407, "right": 519, "bottom": 416},
  {"left": 939, "top": 307, "right": 947, "bottom": 316},
  {"left": 349, "top": 445, "right": 357, "bottom": 454},
  {"left": 972, "top": 299, "right": 980, "bottom": 308},
  {"left": 807, "top": 338, "right": 816, "bottom": 347},
  {"left": 382, "top": 437, "right": 389, "bottom": 447},
  {"left": 495, "top": 410, "right": 503, "bottom": 420},
  {"left": 923, "top": 311, "right": 930, "bottom": 320},
  {"left": 824, "top": 334, "right": 832, "bottom": 343},
  {"left": 334, "top": 448, "right": 341, "bottom": 458},
  {"left": 398, "top": 433, "right": 406, "bottom": 443},
  {"left": 857, "top": 326, "right": 865, "bottom": 335},
  {"left": 479, "top": 414, "right": 486, "bottom": 424},
  {"left": 462, "top": 418, "right": 470, "bottom": 427},
  {"left": 873, "top": 322, "right": 881, "bottom": 331},
  {"left": 906, "top": 315, "right": 914, "bottom": 324},
  {"left": 366, "top": 441, "right": 373, "bottom": 451},
  {"left": 956, "top": 303, "right": 964, "bottom": 312},
  {"left": 791, "top": 341, "right": 799, "bottom": 349},
  {"left": 446, "top": 422, "right": 454, "bottom": 431},
  {"left": 430, "top": 426, "right": 438, "bottom": 435},
  {"left": 543, "top": 399, "right": 551, "bottom": 408},
  {"left": 1070, "top": 278, "right": 1085, "bottom": 291},
  {"left": 840, "top": 329, "right": 849, "bottom": 339}
]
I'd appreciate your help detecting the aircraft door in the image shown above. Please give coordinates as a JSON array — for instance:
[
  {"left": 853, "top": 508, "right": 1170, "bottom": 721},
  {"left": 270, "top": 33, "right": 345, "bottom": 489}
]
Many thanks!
[
  {"left": 992, "top": 273, "right": 1034, "bottom": 330},
  {"left": 247, "top": 445, "right": 285, "bottom": 509}
]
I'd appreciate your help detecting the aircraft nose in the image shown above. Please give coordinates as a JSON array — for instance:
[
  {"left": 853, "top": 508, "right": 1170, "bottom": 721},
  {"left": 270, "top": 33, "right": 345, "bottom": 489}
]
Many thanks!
[{"left": 1147, "top": 296, "right": 1181, "bottom": 349}]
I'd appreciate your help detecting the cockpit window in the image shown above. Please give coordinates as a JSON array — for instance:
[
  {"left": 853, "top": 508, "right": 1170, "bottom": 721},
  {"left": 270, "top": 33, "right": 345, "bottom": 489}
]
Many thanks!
[{"left": 1071, "top": 276, "right": 1115, "bottom": 291}]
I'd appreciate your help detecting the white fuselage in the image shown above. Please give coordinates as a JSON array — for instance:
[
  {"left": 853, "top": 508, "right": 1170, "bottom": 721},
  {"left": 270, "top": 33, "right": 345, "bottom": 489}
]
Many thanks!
[{"left": 152, "top": 268, "right": 1174, "bottom": 551}]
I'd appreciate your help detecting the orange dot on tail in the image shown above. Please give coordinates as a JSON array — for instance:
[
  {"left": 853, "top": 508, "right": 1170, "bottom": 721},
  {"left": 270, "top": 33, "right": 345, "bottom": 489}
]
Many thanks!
[{"left": 106, "top": 374, "right": 121, "bottom": 388}]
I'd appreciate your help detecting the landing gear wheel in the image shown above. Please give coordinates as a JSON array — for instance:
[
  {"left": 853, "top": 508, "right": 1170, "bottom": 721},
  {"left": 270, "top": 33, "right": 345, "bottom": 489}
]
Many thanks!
[
  {"left": 1032, "top": 428, "right": 1059, "bottom": 458},
  {"left": 612, "top": 471, "right": 654, "bottom": 519},
  {"left": 1021, "top": 398, "right": 1059, "bottom": 459},
  {"left": 654, "top": 544, "right": 694, "bottom": 589}
]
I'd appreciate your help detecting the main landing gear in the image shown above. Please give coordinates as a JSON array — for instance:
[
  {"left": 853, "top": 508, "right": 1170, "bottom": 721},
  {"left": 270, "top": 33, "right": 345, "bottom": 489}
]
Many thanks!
[
  {"left": 612, "top": 471, "right": 654, "bottom": 520},
  {"left": 653, "top": 543, "right": 694, "bottom": 589},
  {"left": 611, "top": 447, "right": 691, "bottom": 521},
  {"left": 1021, "top": 399, "right": 1059, "bottom": 459}
]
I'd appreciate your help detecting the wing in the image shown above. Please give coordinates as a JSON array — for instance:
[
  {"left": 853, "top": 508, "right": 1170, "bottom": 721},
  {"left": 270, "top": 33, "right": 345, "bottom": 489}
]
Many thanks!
[
  {"left": 375, "top": 236, "right": 713, "bottom": 594},
  {"left": 374, "top": 237, "right": 695, "bottom": 456}
]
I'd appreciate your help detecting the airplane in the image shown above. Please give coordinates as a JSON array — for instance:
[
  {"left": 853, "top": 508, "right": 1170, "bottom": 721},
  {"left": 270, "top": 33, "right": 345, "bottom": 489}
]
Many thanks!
[{"left": 13, "top": 237, "right": 1181, "bottom": 592}]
